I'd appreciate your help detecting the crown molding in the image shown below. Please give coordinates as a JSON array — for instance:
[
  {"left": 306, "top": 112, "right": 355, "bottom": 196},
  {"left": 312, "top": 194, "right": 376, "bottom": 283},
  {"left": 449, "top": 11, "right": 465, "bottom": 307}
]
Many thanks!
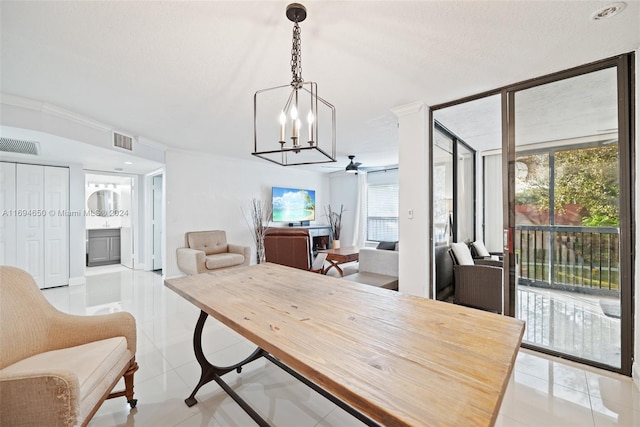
[
  {"left": 1, "top": 92, "right": 168, "bottom": 152},
  {"left": 137, "top": 136, "right": 168, "bottom": 151},
  {"left": 1, "top": 92, "right": 112, "bottom": 132},
  {"left": 391, "top": 101, "right": 427, "bottom": 118},
  {"left": 0, "top": 93, "right": 43, "bottom": 110},
  {"left": 41, "top": 103, "right": 112, "bottom": 132}
]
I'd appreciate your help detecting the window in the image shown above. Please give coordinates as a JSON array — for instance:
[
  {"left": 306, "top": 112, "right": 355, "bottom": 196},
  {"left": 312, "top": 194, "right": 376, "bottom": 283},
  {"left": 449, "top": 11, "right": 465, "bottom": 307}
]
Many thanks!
[{"left": 367, "top": 183, "right": 399, "bottom": 242}]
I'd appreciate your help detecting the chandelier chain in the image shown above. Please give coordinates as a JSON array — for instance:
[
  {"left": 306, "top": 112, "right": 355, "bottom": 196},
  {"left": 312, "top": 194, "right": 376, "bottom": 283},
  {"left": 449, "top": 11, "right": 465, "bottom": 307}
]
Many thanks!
[{"left": 290, "top": 21, "right": 303, "bottom": 85}]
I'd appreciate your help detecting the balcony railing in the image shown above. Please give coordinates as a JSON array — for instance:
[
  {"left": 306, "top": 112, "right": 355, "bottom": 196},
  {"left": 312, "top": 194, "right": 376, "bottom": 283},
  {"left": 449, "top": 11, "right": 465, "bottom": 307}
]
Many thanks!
[{"left": 516, "top": 225, "right": 620, "bottom": 296}]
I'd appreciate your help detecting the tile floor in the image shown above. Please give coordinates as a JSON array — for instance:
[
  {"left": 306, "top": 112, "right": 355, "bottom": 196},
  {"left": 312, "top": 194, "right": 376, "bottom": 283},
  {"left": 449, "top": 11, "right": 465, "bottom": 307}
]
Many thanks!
[{"left": 42, "top": 266, "right": 640, "bottom": 427}]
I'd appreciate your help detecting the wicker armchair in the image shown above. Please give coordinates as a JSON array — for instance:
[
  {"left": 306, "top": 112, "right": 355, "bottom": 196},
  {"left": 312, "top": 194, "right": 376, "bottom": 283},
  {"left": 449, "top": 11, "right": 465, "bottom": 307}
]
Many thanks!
[{"left": 449, "top": 242, "right": 503, "bottom": 314}]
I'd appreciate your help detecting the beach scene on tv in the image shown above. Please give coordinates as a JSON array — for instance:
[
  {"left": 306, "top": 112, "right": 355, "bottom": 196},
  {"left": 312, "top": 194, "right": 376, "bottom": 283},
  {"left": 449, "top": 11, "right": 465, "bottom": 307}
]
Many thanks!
[{"left": 272, "top": 187, "right": 315, "bottom": 222}]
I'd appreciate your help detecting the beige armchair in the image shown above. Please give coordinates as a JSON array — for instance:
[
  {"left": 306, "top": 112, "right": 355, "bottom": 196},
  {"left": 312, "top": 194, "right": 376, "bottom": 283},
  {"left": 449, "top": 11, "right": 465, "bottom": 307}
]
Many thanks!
[
  {"left": 0, "top": 266, "right": 138, "bottom": 427},
  {"left": 177, "top": 230, "right": 250, "bottom": 275}
]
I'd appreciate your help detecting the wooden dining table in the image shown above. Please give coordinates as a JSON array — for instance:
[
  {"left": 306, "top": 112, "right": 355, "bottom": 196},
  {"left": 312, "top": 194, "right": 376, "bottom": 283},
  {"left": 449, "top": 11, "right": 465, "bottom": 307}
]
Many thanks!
[{"left": 165, "top": 262, "right": 524, "bottom": 427}]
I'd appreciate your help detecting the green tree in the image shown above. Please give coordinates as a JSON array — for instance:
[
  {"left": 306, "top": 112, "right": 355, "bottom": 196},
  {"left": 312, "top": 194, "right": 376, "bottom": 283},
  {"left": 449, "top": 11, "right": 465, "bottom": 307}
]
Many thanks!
[
  {"left": 555, "top": 145, "right": 619, "bottom": 226},
  {"left": 515, "top": 145, "right": 619, "bottom": 227}
]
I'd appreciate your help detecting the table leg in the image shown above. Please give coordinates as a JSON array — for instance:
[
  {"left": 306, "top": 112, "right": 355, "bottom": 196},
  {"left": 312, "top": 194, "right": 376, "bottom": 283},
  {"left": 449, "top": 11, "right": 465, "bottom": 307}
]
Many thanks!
[
  {"left": 323, "top": 260, "right": 344, "bottom": 277},
  {"left": 185, "top": 310, "right": 269, "bottom": 426},
  {"left": 185, "top": 311, "right": 380, "bottom": 427}
]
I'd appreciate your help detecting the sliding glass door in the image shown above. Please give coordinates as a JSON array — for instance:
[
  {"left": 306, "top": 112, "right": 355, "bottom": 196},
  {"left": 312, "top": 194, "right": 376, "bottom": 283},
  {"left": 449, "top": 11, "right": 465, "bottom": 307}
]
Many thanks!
[{"left": 506, "top": 56, "right": 633, "bottom": 373}]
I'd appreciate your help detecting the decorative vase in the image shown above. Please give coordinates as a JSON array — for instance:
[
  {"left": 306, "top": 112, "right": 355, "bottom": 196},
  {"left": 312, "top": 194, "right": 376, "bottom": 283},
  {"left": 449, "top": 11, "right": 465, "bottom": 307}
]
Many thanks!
[{"left": 332, "top": 239, "right": 341, "bottom": 249}]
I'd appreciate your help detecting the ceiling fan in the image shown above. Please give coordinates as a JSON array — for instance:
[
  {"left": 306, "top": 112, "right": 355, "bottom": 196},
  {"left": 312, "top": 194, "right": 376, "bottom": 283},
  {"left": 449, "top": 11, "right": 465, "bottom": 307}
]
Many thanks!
[{"left": 345, "top": 155, "right": 362, "bottom": 174}]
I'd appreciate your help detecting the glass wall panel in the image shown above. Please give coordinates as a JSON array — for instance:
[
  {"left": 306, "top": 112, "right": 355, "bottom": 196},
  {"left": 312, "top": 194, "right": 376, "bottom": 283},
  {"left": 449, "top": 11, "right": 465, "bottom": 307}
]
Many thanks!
[
  {"left": 457, "top": 144, "right": 474, "bottom": 243},
  {"left": 433, "top": 128, "right": 454, "bottom": 245},
  {"left": 512, "top": 67, "right": 622, "bottom": 369}
]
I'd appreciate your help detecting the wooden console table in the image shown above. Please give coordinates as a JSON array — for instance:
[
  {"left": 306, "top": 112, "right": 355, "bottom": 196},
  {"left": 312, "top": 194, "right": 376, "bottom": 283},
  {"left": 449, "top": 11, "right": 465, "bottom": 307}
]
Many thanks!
[{"left": 165, "top": 263, "right": 524, "bottom": 426}]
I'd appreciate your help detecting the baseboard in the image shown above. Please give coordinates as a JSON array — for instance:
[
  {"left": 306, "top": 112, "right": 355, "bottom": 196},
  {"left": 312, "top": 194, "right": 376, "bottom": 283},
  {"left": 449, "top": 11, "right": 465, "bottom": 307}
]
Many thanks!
[
  {"left": 165, "top": 272, "right": 186, "bottom": 280},
  {"left": 633, "top": 361, "right": 640, "bottom": 392},
  {"left": 136, "top": 262, "right": 147, "bottom": 271},
  {"left": 68, "top": 276, "right": 86, "bottom": 286}
]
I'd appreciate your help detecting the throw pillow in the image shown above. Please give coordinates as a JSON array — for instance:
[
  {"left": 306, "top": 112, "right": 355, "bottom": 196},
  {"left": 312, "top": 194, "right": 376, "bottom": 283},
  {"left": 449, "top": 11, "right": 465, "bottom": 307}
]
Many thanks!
[
  {"left": 471, "top": 240, "right": 491, "bottom": 257},
  {"left": 451, "top": 242, "right": 475, "bottom": 265},
  {"left": 376, "top": 241, "right": 397, "bottom": 251}
]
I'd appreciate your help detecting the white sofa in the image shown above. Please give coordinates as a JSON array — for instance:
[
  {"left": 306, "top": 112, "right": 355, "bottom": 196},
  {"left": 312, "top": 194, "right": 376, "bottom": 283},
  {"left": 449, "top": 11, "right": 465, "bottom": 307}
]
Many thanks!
[{"left": 344, "top": 247, "right": 399, "bottom": 290}]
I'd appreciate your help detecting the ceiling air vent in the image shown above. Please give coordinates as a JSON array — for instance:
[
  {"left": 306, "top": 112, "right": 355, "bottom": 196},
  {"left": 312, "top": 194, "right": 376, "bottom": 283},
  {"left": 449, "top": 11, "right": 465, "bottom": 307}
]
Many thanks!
[
  {"left": 113, "top": 132, "right": 134, "bottom": 151},
  {"left": 0, "top": 137, "right": 40, "bottom": 155}
]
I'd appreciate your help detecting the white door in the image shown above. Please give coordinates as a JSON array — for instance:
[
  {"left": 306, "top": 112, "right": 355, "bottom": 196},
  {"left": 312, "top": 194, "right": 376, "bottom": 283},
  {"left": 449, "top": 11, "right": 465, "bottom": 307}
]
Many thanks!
[
  {"left": 152, "top": 174, "right": 163, "bottom": 270},
  {"left": 17, "top": 164, "right": 45, "bottom": 287},
  {"left": 119, "top": 179, "right": 133, "bottom": 269},
  {"left": 44, "top": 167, "right": 69, "bottom": 287},
  {"left": 0, "top": 162, "right": 17, "bottom": 266}
]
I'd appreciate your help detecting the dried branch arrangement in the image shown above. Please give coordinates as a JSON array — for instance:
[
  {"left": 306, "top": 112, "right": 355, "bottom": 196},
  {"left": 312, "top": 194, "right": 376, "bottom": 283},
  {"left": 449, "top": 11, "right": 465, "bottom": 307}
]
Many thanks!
[
  {"left": 242, "top": 198, "right": 272, "bottom": 263},
  {"left": 324, "top": 204, "right": 344, "bottom": 241}
]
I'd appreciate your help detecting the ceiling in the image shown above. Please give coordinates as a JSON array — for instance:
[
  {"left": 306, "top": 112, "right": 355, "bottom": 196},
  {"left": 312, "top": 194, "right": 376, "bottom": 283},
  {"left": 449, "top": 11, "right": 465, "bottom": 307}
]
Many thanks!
[{"left": 1, "top": 1, "right": 638, "bottom": 173}]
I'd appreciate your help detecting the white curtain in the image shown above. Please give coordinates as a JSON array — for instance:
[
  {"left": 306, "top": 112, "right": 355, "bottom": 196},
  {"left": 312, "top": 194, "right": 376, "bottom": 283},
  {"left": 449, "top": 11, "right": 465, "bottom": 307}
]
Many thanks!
[{"left": 351, "top": 171, "right": 367, "bottom": 247}]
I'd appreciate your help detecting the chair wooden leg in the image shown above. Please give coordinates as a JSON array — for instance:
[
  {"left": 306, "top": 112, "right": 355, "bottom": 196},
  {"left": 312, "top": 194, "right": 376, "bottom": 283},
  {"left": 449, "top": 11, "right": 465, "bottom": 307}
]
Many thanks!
[
  {"left": 108, "top": 359, "right": 139, "bottom": 408},
  {"left": 124, "top": 360, "right": 139, "bottom": 408}
]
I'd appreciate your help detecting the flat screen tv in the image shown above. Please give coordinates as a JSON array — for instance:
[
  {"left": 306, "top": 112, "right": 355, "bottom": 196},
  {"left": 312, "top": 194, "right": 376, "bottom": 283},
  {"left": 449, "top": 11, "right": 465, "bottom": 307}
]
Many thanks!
[{"left": 272, "top": 187, "right": 316, "bottom": 222}]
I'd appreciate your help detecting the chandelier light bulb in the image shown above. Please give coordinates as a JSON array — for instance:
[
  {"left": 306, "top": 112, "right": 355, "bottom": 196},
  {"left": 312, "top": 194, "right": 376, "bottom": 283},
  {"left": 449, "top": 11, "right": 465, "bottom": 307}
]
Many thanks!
[
  {"left": 279, "top": 111, "right": 286, "bottom": 142},
  {"left": 307, "top": 111, "right": 314, "bottom": 142},
  {"left": 293, "top": 118, "right": 300, "bottom": 141}
]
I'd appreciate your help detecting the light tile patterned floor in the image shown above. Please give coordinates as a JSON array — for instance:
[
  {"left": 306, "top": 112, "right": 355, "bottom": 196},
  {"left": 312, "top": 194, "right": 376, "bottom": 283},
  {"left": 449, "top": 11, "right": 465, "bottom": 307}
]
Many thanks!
[{"left": 41, "top": 266, "right": 639, "bottom": 427}]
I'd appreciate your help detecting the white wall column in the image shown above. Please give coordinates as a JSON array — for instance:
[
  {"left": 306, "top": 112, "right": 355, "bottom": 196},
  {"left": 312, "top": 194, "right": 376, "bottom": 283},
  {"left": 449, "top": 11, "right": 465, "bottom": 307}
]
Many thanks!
[{"left": 392, "top": 102, "right": 430, "bottom": 298}]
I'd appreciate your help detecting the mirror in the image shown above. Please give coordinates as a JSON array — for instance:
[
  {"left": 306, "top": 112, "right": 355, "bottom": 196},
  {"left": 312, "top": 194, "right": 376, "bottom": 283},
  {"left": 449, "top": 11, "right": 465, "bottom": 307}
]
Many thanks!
[{"left": 87, "top": 190, "right": 120, "bottom": 216}]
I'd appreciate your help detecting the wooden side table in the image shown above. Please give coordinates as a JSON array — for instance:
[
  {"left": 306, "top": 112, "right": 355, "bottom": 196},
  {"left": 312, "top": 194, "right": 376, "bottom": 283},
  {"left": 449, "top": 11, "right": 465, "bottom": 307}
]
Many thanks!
[{"left": 318, "top": 246, "right": 359, "bottom": 276}]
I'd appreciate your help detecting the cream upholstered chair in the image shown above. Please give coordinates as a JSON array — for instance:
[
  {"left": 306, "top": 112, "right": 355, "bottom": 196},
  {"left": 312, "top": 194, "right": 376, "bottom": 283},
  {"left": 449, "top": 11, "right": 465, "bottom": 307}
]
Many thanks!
[
  {"left": 0, "top": 266, "right": 138, "bottom": 427},
  {"left": 177, "top": 230, "right": 250, "bottom": 275}
]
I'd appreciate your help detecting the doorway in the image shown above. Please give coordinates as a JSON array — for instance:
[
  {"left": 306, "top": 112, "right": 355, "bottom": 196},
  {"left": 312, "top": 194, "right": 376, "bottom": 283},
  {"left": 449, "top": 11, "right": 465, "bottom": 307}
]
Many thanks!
[
  {"left": 152, "top": 173, "right": 163, "bottom": 272},
  {"left": 85, "top": 173, "right": 134, "bottom": 269},
  {"left": 430, "top": 53, "right": 634, "bottom": 375},
  {"left": 506, "top": 56, "right": 634, "bottom": 373}
]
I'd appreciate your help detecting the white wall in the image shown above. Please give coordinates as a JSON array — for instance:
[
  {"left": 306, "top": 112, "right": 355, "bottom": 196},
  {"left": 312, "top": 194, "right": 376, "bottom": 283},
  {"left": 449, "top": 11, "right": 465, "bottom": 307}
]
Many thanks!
[
  {"left": 164, "top": 150, "right": 331, "bottom": 278},
  {"left": 328, "top": 173, "right": 358, "bottom": 244},
  {"left": 393, "top": 102, "right": 430, "bottom": 298}
]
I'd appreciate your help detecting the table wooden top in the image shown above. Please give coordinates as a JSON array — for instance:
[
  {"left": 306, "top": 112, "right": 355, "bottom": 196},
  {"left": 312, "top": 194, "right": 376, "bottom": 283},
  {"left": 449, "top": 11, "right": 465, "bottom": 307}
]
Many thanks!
[
  {"left": 165, "top": 263, "right": 524, "bottom": 427},
  {"left": 318, "top": 246, "right": 359, "bottom": 256}
]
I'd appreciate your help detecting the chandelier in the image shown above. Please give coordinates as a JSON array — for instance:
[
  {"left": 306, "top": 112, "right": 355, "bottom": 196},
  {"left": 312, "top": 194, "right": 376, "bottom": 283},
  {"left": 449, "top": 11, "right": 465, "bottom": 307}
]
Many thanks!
[{"left": 252, "top": 3, "right": 336, "bottom": 166}]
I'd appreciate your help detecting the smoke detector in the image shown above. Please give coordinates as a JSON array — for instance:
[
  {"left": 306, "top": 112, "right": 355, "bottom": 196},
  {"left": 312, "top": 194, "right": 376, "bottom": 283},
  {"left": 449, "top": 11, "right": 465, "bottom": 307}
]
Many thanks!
[{"left": 591, "top": 2, "right": 626, "bottom": 20}]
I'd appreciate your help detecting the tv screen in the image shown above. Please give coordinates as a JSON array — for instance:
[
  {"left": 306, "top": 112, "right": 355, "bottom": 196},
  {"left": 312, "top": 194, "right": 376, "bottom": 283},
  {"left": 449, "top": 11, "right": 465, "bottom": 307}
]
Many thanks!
[{"left": 272, "top": 187, "right": 316, "bottom": 222}]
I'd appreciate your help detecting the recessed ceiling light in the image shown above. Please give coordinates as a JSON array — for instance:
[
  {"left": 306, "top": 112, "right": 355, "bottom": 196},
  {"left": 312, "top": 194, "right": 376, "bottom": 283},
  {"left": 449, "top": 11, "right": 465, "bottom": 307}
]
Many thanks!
[
  {"left": 591, "top": 2, "right": 626, "bottom": 20},
  {"left": 124, "top": 161, "right": 133, "bottom": 165}
]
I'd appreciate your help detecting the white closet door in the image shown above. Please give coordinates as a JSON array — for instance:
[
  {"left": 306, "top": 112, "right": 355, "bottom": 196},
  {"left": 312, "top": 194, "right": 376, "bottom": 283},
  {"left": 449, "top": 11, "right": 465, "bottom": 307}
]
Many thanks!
[
  {"left": 44, "top": 166, "right": 69, "bottom": 287},
  {"left": 17, "top": 164, "right": 45, "bottom": 287},
  {"left": 0, "top": 162, "right": 17, "bottom": 266}
]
